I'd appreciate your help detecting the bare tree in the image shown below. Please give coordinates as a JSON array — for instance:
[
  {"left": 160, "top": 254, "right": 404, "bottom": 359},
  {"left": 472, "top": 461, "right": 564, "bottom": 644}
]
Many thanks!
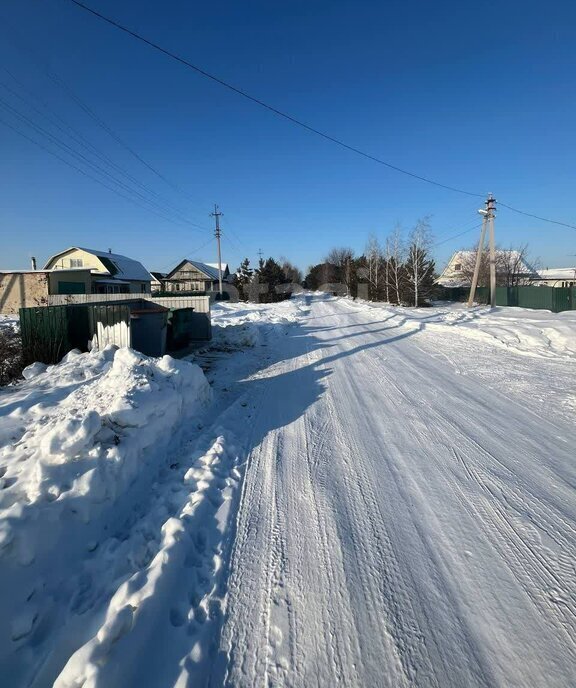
[
  {"left": 406, "top": 218, "right": 434, "bottom": 306},
  {"left": 498, "top": 244, "right": 537, "bottom": 286},
  {"left": 279, "top": 257, "right": 303, "bottom": 284},
  {"left": 365, "top": 234, "right": 383, "bottom": 299},
  {"left": 325, "top": 247, "right": 355, "bottom": 295},
  {"left": 459, "top": 242, "right": 491, "bottom": 288},
  {"left": 383, "top": 237, "right": 391, "bottom": 303},
  {"left": 383, "top": 228, "right": 405, "bottom": 304},
  {"left": 460, "top": 243, "right": 537, "bottom": 287}
]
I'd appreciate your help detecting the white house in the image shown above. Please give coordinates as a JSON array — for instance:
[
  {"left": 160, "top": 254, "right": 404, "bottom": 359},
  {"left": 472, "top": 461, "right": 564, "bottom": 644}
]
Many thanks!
[
  {"left": 437, "top": 250, "right": 536, "bottom": 287},
  {"left": 530, "top": 267, "right": 576, "bottom": 288}
]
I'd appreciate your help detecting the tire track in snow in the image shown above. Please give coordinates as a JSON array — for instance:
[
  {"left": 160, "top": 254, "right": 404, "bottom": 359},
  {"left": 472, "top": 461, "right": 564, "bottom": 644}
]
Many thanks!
[
  {"left": 447, "top": 447, "right": 576, "bottom": 653},
  {"left": 371, "top": 341, "right": 576, "bottom": 647},
  {"left": 216, "top": 296, "right": 576, "bottom": 687},
  {"left": 333, "top": 301, "right": 576, "bottom": 684}
]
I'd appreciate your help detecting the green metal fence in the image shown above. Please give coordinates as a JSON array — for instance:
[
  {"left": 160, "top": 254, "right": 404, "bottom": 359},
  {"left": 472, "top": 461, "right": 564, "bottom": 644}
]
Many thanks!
[
  {"left": 19, "top": 305, "right": 91, "bottom": 365},
  {"left": 437, "top": 285, "right": 576, "bottom": 313}
]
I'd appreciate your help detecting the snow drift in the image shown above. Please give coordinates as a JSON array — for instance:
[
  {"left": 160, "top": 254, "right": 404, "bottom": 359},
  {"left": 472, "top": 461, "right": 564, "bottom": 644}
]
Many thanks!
[
  {"left": 0, "top": 346, "right": 211, "bottom": 685},
  {"left": 339, "top": 297, "right": 576, "bottom": 359}
]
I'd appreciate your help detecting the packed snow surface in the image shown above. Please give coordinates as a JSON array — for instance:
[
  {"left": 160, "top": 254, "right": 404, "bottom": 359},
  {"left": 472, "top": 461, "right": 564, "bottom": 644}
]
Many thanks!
[{"left": 1, "top": 294, "right": 576, "bottom": 687}]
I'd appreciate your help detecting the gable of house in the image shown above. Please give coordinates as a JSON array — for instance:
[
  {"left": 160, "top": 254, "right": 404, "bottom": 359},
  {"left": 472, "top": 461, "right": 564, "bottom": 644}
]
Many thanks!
[
  {"left": 44, "top": 248, "right": 152, "bottom": 283},
  {"left": 438, "top": 250, "right": 536, "bottom": 287},
  {"left": 164, "top": 259, "right": 231, "bottom": 288}
]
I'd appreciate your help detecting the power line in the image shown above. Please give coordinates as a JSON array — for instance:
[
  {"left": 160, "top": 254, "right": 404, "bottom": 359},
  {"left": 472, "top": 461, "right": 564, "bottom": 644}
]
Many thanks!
[
  {"left": 0, "top": 94, "right": 196, "bottom": 226},
  {"left": 0, "top": 92, "right": 211, "bottom": 231},
  {"left": 0, "top": 113, "right": 186, "bottom": 222},
  {"left": 0, "top": 22, "right": 211, "bottom": 224},
  {"left": 66, "top": 1, "right": 576, "bottom": 234},
  {"left": 0, "top": 74, "right": 208, "bottom": 229},
  {"left": 67, "top": 0, "right": 483, "bottom": 198},
  {"left": 432, "top": 223, "right": 483, "bottom": 248},
  {"left": 155, "top": 236, "right": 215, "bottom": 272},
  {"left": 47, "top": 68, "right": 203, "bottom": 207},
  {"left": 498, "top": 202, "right": 576, "bottom": 231}
]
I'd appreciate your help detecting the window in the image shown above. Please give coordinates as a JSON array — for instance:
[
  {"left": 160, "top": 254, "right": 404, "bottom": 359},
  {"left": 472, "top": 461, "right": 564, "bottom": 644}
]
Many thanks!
[
  {"left": 454, "top": 263, "right": 462, "bottom": 272},
  {"left": 70, "top": 258, "right": 83, "bottom": 268},
  {"left": 58, "top": 281, "right": 86, "bottom": 295},
  {"left": 141, "top": 284, "right": 146, "bottom": 293}
]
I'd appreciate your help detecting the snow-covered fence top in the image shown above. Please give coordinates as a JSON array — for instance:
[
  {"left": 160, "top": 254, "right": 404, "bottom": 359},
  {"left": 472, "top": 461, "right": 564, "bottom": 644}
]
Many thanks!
[{"left": 47, "top": 293, "right": 210, "bottom": 313}]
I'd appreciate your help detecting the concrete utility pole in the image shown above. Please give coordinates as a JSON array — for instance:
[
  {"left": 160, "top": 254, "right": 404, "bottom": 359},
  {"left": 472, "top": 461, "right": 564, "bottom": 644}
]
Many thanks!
[
  {"left": 210, "top": 204, "right": 224, "bottom": 295},
  {"left": 487, "top": 194, "right": 497, "bottom": 307},
  {"left": 468, "top": 194, "right": 497, "bottom": 308}
]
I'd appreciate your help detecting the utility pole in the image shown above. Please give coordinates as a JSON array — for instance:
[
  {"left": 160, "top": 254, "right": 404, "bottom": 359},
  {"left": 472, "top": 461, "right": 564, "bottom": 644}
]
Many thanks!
[
  {"left": 210, "top": 204, "right": 224, "bottom": 295},
  {"left": 468, "top": 194, "right": 497, "bottom": 308},
  {"left": 487, "top": 194, "right": 497, "bottom": 308},
  {"left": 257, "top": 248, "right": 264, "bottom": 265}
]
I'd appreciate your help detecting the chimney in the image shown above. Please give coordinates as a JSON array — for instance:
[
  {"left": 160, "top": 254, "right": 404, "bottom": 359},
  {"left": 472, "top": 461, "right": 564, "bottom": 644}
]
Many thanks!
[
  {"left": 108, "top": 248, "right": 112, "bottom": 254},
  {"left": 31, "top": 256, "right": 37, "bottom": 270}
]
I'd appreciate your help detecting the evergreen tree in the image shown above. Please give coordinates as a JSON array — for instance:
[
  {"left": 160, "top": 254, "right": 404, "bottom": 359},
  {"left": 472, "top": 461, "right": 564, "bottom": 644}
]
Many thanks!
[
  {"left": 233, "top": 258, "right": 254, "bottom": 301},
  {"left": 257, "top": 257, "right": 288, "bottom": 302}
]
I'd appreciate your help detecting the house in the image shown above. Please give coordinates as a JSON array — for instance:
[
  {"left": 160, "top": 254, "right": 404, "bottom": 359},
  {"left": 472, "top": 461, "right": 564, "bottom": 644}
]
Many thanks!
[
  {"left": 529, "top": 267, "right": 576, "bottom": 288},
  {"left": 150, "top": 271, "right": 167, "bottom": 293},
  {"left": 44, "top": 247, "right": 152, "bottom": 294},
  {"left": 163, "top": 260, "right": 231, "bottom": 293},
  {"left": 437, "top": 250, "right": 537, "bottom": 287},
  {"left": 0, "top": 268, "right": 94, "bottom": 314}
]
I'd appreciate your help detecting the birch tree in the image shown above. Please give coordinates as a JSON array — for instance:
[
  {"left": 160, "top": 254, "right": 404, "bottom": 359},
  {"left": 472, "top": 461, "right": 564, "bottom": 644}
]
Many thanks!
[
  {"left": 365, "top": 234, "right": 383, "bottom": 300},
  {"left": 384, "top": 227, "right": 405, "bottom": 304},
  {"left": 406, "top": 219, "right": 435, "bottom": 306}
]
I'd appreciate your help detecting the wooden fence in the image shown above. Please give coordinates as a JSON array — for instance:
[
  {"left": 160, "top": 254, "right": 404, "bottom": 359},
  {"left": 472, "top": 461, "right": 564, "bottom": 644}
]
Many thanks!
[{"left": 47, "top": 293, "right": 211, "bottom": 313}]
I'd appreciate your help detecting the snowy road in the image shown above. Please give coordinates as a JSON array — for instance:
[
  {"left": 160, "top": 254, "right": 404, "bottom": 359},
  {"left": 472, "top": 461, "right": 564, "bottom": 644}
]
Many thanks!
[
  {"left": 2, "top": 294, "right": 576, "bottom": 687},
  {"left": 215, "top": 295, "right": 576, "bottom": 687}
]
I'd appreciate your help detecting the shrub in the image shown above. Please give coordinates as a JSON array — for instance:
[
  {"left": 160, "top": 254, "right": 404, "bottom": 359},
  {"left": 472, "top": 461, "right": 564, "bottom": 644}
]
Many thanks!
[{"left": 0, "top": 327, "right": 23, "bottom": 386}]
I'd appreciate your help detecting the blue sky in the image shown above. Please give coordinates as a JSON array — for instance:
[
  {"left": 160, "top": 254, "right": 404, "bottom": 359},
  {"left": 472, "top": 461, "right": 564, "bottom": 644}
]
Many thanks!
[{"left": 1, "top": 0, "right": 575, "bottom": 274}]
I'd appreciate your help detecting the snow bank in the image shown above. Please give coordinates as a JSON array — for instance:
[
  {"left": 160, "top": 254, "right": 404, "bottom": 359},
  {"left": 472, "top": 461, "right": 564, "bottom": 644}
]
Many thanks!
[
  {"left": 340, "top": 297, "right": 576, "bottom": 359},
  {"left": 1, "top": 347, "right": 210, "bottom": 507},
  {"left": 54, "top": 431, "right": 242, "bottom": 688},
  {"left": 0, "top": 346, "right": 211, "bottom": 684},
  {"left": 210, "top": 297, "right": 306, "bottom": 349}
]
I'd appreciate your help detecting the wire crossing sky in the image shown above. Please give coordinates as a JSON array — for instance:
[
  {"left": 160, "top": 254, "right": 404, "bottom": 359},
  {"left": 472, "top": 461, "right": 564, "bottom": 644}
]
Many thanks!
[{"left": 1, "top": 0, "right": 575, "bottom": 272}]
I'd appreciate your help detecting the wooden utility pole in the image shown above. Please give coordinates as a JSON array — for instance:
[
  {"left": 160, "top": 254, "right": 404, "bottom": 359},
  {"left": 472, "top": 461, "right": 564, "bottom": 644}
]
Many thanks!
[
  {"left": 468, "top": 194, "right": 497, "bottom": 308},
  {"left": 487, "top": 195, "right": 497, "bottom": 308},
  {"left": 210, "top": 204, "right": 224, "bottom": 295}
]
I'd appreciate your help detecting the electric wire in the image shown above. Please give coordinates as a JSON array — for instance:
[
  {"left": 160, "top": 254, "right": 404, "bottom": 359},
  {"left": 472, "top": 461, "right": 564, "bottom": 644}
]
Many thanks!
[
  {"left": 155, "top": 236, "right": 216, "bottom": 272},
  {"left": 0, "top": 74, "right": 207, "bottom": 228},
  {"left": 0, "top": 113, "right": 192, "bottom": 224},
  {"left": 498, "top": 202, "right": 576, "bottom": 231},
  {"left": 0, "top": 21, "right": 211, "bottom": 223},
  {"left": 67, "top": 0, "right": 576, "bottom": 231},
  {"left": 66, "top": 0, "right": 483, "bottom": 198},
  {"left": 432, "top": 223, "right": 483, "bottom": 248},
  {"left": 0, "top": 95, "right": 209, "bottom": 230}
]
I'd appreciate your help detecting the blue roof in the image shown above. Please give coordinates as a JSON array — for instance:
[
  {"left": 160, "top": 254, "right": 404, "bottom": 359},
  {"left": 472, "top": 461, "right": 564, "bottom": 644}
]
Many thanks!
[{"left": 187, "top": 260, "right": 220, "bottom": 280}]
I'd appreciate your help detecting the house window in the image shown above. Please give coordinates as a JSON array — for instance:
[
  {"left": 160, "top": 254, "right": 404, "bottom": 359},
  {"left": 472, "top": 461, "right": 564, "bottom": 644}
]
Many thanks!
[
  {"left": 70, "top": 258, "right": 83, "bottom": 268},
  {"left": 141, "top": 284, "right": 146, "bottom": 293},
  {"left": 58, "top": 281, "right": 86, "bottom": 295},
  {"left": 454, "top": 263, "right": 462, "bottom": 272}
]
